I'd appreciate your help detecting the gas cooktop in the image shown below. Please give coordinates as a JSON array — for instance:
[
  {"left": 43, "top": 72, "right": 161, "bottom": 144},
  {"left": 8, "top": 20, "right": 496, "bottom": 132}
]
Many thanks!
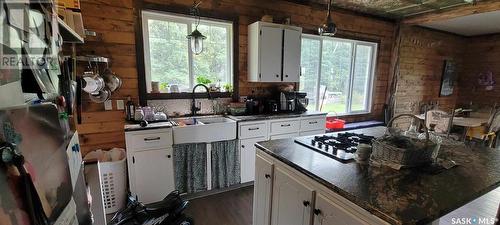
[{"left": 294, "top": 132, "right": 375, "bottom": 162}]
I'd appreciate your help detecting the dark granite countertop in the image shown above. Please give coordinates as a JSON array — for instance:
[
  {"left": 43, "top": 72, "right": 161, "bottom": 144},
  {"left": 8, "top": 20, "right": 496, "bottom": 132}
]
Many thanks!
[
  {"left": 227, "top": 111, "right": 327, "bottom": 122},
  {"left": 255, "top": 126, "right": 500, "bottom": 225}
]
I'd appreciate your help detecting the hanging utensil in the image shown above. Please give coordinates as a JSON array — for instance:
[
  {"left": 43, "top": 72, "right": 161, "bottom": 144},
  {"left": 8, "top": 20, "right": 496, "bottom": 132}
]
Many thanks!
[{"left": 89, "top": 88, "right": 111, "bottom": 103}]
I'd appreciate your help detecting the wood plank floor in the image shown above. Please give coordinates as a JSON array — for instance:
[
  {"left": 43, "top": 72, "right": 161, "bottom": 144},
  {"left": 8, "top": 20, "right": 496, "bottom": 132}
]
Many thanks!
[
  {"left": 185, "top": 185, "right": 500, "bottom": 225},
  {"left": 185, "top": 185, "right": 254, "bottom": 225}
]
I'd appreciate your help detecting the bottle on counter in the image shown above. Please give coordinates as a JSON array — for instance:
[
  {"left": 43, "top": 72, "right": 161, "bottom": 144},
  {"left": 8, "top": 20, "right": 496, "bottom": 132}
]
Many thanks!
[{"left": 125, "top": 96, "right": 135, "bottom": 121}]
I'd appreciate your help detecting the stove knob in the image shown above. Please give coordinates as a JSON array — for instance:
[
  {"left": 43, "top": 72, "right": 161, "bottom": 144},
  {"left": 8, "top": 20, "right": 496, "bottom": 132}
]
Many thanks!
[
  {"left": 318, "top": 143, "right": 323, "bottom": 148},
  {"left": 311, "top": 139, "right": 316, "bottom": 145}
]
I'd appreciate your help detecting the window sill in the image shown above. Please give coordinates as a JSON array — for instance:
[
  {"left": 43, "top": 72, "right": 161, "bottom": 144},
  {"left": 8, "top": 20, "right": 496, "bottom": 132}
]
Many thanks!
[{"left": 147, "top": 92, "right": 232, "bottom": 100}]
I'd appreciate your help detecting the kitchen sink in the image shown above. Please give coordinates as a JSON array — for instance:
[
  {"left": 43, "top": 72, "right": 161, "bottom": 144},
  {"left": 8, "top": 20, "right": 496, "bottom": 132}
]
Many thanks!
[{"left": 171, "top": 116, "right": 237, "bottom": 144}]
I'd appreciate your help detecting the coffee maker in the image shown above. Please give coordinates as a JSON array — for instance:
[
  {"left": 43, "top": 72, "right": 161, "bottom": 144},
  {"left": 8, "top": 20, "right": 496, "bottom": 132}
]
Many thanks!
[{"left": 279, "top": 92, "right": 309, "bottom": 113}]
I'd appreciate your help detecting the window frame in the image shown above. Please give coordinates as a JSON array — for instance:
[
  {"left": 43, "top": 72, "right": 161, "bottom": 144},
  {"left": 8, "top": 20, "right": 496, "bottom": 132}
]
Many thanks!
[
  {"left": 300, "top": 34, "right": 378, "bottom": 116},
  {"left": 136, "top": 5, "right": 239, "bottom": 105}
]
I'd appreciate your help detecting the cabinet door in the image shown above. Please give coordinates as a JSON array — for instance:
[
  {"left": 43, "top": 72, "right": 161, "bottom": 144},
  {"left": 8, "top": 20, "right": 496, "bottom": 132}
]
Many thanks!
[
  {"left": 132, "top": 148, "right": 175, "bottom": 204},
  {"left": 313, "top": 193, "right": 369, "bottom": 225},
  {"left": 253, "top": 154, "right": 274, "bottom": 225},
  {"left": 282, "top": 28, "right": 301, "bottom": 82},
  {"left": 260, "top": 26, "right": 283, "bottom": 82},
  {"left": 272, "top": 167, "right": 314, "bottom": 225},
  {"left": 240, "top": 137, "right": 267, "bottom": 183}
]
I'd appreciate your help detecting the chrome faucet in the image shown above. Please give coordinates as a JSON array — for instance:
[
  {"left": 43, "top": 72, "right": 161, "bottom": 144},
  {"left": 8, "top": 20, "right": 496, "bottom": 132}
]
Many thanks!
[{"left": 191, "top": 84, "right": 212, "bottom": 116}]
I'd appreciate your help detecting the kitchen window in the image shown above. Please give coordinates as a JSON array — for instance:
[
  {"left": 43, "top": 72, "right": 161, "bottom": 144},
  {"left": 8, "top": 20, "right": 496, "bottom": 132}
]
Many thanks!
[
  {"left": 300, "top": 34, "right": 377, "bottom": 116},
  {"left": 142, "top": 11, "right": 233, "bottom": 94}
]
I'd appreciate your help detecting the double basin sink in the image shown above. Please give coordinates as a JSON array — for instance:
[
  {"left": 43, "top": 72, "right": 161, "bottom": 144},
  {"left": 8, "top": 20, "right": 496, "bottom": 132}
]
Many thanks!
[{"left": 171, "top": 116, "right": 237, "bottom": 144}]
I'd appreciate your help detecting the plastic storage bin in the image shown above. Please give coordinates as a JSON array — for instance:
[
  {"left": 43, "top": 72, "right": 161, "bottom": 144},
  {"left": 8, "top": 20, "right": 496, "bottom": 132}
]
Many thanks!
[{"left": 85, "top": 148, "right": 127, "bottom": 214}]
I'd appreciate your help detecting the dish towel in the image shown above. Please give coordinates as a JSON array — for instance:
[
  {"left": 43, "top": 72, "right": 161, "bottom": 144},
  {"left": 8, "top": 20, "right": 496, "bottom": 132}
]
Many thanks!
[
  {"left": 211, "top": 139, "right": 241, "bottom": 189},
  {"left": 173, "top": 143, "right": 207, "bottom": 193}
]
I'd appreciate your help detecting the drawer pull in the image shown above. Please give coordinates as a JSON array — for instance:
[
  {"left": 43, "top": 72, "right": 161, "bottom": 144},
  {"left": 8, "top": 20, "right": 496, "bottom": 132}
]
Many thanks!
[
  {"left": 144, "top": 137, "right": 161, "bottom": 141},
  {"left": 265, "top": 174, "right": 271, "bottom": 179},
  {"left": 280, "top": 124, "right": 291, "bottom": 127},
  {"left": 308, "top": 121, "right": 318, "bottom": 124},
  {"left": 167, "top": 155, "right": 171, "bottom": 158},
  {"left": 303, "top": 200, "right": 310, "bottom": 207},
  {"left": 313, "top": 209, "right": 322, "bottom": 216},
  {"left": 241, "top": 145, "right": 245, "bottom": 148},
  {"left": 248, "top": 127, "right": 260, "bottom": 131}
]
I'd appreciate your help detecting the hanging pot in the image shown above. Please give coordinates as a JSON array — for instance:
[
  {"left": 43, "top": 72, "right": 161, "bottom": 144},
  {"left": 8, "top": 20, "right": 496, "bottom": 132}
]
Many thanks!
[
  {"left": 89, "top": 88, "right": 111, "bottom": 103},
  {"left": 102, "top": 68, "right": 122, "bottom": 92},
  {"left": 82, "top": 74, "right": 105, "bottom": 95}
]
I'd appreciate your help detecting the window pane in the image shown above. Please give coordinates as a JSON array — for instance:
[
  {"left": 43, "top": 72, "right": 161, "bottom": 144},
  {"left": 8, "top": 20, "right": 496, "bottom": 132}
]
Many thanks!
[
  {"left": 299, "top": 38, "right": 320, "bottom": 111},
  {"left": 351, "top": 45, "right": 373, "bottom": 111},
  {"left": 320, "top": 40, "right": 352, "bottom": 114},
  {"left": 193, "top": 24, "right": 230, "bottom": 90},
  {"left": 148, "top": 19, "right": 190, "bottom": 92}
]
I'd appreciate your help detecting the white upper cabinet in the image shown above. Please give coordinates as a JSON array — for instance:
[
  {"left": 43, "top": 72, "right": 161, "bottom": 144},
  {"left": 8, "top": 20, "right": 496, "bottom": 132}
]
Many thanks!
[
  {"left": 248, "top": 21, "right": 302, "bottom": 82},
  {"left": 283, "top": 28, "right": 302, "bottom": 82}
]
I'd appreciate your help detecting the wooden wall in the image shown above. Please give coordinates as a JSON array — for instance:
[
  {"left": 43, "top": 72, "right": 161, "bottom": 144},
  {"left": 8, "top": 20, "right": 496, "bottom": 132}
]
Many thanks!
[
  {"left": 457, "top": 34, "right": 500, "bottom": 107},
  {"left": 75, "top": 0, "right": 396, "bottom": 155},
  {"left": 392, "top": 26, "right": 465, "bottom": 128}
]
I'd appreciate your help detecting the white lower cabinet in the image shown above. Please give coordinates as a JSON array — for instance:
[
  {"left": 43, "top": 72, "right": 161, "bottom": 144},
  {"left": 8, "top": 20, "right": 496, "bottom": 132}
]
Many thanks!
[
  {"left": 240, "top": 137, "right": 267, "bottom": 183},
  {"left": 130, "top": 148, "right": 175, "bottom": 204},
  {"left": 313, "top": 193, "right": 369, "bottom": 225},
  {"left": 271, "top": 167, "right": 314, "bottom": 225},
  {"left": 254, "top": 151, "right": 388, "bottom": 225},
  {"left": 253, "top": 154, "right": 274, "bottom": 225}
]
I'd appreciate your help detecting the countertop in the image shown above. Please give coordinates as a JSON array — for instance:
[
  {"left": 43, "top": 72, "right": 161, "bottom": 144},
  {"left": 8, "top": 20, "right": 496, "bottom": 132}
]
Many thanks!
[
  {"left": 255, "top": 126, "right": 500, "bottom": 225},
  {"left": 227, "top": 111, "right": 328, "bottom": 122},
  {"left": 124, "top": 121, "right": 173, "bottom": 131}
]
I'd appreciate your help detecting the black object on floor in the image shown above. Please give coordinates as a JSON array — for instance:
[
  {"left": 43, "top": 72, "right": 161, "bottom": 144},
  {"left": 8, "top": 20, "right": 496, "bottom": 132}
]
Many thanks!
[{"left": 109, "top": 190, "right": 193, "bottom": 225}]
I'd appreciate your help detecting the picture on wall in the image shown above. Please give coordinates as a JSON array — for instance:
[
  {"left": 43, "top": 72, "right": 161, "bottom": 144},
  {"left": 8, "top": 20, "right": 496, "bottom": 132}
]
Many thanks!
[{"left": 439, "top": 60, "right": 456, "bottom": 97}]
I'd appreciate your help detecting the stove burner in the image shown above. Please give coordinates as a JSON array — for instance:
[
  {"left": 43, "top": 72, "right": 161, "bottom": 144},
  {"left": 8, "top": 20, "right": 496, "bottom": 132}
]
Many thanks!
[{"left": 295, "top": 132, "right": 375, "bottom": 162}]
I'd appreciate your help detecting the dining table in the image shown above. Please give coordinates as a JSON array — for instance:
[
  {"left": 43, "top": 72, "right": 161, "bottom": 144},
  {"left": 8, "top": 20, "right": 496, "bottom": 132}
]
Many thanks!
[{"left": 415, "top": 113, "right": 490, "bottom": 140}]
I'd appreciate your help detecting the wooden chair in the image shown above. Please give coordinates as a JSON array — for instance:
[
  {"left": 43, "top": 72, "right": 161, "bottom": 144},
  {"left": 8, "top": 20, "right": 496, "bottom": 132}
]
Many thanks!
[
  {"left": 466, "top": 109, "right": 500, "bottom": 148},
  {"left": 424, "top": 109, "right": 453, "bottom": 135}
]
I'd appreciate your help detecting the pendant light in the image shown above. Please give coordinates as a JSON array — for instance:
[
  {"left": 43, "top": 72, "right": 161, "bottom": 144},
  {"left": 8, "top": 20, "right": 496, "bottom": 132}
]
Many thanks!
[
  {"left": 187, "top": 1, "right": 206, "bottom": 55},
  {"left": 318, "top": 0, "right": 337, "bottom": 36}
]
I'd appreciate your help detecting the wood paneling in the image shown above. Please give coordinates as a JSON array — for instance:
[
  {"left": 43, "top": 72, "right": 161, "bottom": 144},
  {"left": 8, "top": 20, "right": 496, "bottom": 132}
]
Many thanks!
[
  {"left": 403, "top": 1, "right": 500, "bottom": 25},
  {"left": 457, "top": 34, "right": 500, "bottom": 107},
  {"left": 75, "top": 0, "right": 395, "bottom": 155},
  {"left": 392, "top": 26, "right": 465, "bottom": 128}
]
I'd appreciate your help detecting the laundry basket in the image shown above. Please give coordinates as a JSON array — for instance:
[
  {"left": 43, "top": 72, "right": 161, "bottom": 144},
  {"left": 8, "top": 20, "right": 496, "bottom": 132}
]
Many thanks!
[{"left": 85, "top": 148, "right": 127, "bottom": 214}]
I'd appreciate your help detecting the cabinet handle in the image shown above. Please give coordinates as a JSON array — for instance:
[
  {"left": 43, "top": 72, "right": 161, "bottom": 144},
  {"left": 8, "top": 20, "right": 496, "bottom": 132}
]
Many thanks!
[
  {"left": 280, "top": 124, "right": 291, "bottom": 127},
  {"left": 248, "top": 127, "right": 259, "bottom": 131},
  {"left": 275, "top": 74, "right": 279, "bottom": 78},
  {"left": 302, "top": 200, "right": 310, "bottom": 207},
  {"left": 309, "top": 121, "right": 318, "bottom": 124},
  {"left": 144, "top": 137, "right": 161, "bottom": 141},
  {"left": 285, "top": 75, "right": 289, "bottom": 78},
  {"left": 265, "top": 174, "right": 271, "bottom": 179},
  {"left": 313, "top": 209, "right": 321, "bottom": 216},
  {"left": 241, "top": 145, "right": 245, "bottom": 148},
  {"left": 167, "top": 155, "right": 171, "bottom": 158}
]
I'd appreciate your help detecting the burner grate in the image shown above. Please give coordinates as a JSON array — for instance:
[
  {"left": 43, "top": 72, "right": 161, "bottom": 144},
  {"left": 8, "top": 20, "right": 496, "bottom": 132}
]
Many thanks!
[{"left": 294, "top": 132, "right": 375, "bottom": 163}]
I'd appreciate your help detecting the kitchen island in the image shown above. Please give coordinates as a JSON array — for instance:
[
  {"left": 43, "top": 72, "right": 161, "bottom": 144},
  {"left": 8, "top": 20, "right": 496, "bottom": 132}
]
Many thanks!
[{"left": 253, "top": 126, "right": 500, "bottom": 225}]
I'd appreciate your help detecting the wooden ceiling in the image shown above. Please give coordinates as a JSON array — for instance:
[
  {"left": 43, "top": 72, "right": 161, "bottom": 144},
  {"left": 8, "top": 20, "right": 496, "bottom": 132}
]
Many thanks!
[{"left": 288, "top": 0, "right": 486, "bottom": 19}]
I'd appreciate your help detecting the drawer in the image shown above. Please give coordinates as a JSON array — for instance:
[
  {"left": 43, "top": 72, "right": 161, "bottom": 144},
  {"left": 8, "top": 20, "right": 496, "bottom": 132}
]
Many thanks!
[
  {"left": 300, "top": 117, "right": 326, "bottom": 132},
  {"left": 269, "top": 120, "right": 300, "bottom": 135},
  {"left": 126, "top": 129, "right": 173, "bottom": 151},
  {"left": 240, "top": 122, "right": 268, "bottom": 139}
]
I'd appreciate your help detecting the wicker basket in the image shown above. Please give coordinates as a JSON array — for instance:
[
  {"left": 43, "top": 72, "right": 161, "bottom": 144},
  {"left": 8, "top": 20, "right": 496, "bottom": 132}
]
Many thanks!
[{"left": 371, "top": 114, "right": 440, "bottom": 168}]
